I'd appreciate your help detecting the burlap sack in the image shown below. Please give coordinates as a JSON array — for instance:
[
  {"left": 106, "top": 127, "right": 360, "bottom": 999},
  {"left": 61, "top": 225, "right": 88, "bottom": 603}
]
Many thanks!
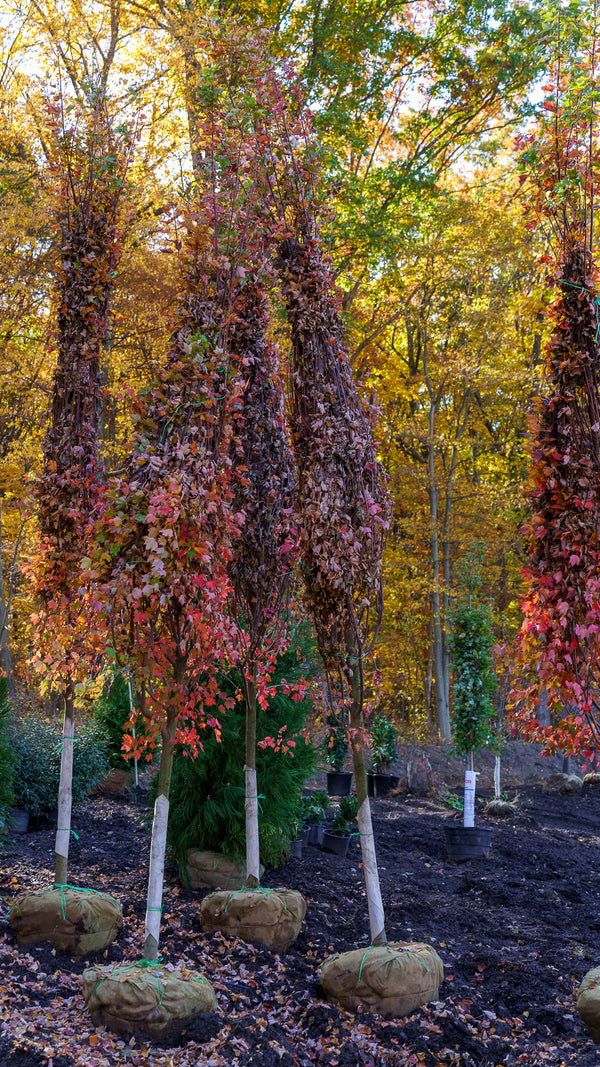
[
  {"left": 200, "top": 888, "right": 306, "bottom": 951},
  {"left": 583, "top": 773, "right": 600, "bottom": 789},
  {"left": 8, "top": 886, "right": 122, "bottom": 955},
  {"left": 578, "top": 966, "right": 600, "bottom": 1042},
  {"left": 98, "top": 769, "right": 133, "bottom": 795},
  {"left": 484, "top": 799, "right": 518, "bottom": 818},
  {"left": 542, "top": 773, "right": 583, "bottom": 795},
  {"left": 82, "top": 961, "right": 216, "bottom": 1038},
  {"left": 320, "top": 942, "right": 443, "bottom": 1017},
  {"left": 186, "top": 850, "right": 264, "bottom": 891}
]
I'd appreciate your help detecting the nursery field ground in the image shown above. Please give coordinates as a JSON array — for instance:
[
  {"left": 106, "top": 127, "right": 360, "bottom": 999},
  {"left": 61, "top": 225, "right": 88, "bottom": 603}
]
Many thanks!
[{"left": 1, "top": 781, "right": 600, "bottom": 1066}]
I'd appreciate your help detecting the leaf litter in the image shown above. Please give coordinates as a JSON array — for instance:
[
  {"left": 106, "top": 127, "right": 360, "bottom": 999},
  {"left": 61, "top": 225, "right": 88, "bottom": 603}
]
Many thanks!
[{"left": 1, "top": 783, "right": 600, "bottom": 1065}]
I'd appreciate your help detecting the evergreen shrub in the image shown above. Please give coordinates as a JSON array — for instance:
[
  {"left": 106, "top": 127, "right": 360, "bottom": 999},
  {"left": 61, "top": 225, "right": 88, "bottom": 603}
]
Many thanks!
[
  {"left": 369, "top": 714, "right": 398, "bottom": 772},
  {"left": 0, "top": 678, "right": 15, "bottom": 818},
  {"left": 165, "top": 654, "right": 317, "bottom": 872},
  {"left": 10, "top": 714, "right": 108, "bottom": 816}
]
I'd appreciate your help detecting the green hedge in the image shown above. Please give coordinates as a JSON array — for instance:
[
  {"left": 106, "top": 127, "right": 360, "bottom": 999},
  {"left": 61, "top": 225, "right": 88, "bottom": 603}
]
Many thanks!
[{"left": 10, "top": 714, "right": 108, "bottom": 816}]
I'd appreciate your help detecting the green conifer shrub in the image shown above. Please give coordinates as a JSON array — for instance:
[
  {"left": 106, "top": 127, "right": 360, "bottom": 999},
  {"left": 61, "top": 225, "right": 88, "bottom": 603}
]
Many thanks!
[
  {"left": 0, "top": 678, "right": 15, "bottom": 818},
  {"left": 164, "top": 656, "right": 317, "bottom": 873}
]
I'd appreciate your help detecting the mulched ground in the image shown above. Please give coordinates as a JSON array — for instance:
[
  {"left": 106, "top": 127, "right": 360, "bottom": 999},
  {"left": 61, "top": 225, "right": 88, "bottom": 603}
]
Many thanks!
[{"left": 1, "top": 781, "right": 600, "bottom": 1066}]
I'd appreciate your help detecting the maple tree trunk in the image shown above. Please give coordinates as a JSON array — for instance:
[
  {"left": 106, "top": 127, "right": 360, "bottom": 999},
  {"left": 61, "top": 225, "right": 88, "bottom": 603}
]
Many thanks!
[
  {"left": 54, "top": 683, "right": 75, "bottom": 886},
  {"left": 349, "top": 668, "right": 387, "bottom": 945},
  {"left": 245, "top": 674, "right": 261, "bottom": 888},
  {"left": 143, "top": 671, "right": 180, "bottom": 961}
]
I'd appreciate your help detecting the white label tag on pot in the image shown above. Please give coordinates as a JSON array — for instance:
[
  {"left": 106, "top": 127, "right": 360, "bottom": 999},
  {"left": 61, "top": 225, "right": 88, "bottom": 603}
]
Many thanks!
[{"left": 464, "top": 770, "right": 478, "bottom": 828}]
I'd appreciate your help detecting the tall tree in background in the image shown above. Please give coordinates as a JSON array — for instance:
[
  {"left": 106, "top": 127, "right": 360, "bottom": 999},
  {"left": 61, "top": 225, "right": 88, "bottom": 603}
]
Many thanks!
[
  {"left": 31, "top": 89, "right": 133, "bottom": 885},
  {"left": 511, "top": 2, "right": 600, "bottom": 762}
]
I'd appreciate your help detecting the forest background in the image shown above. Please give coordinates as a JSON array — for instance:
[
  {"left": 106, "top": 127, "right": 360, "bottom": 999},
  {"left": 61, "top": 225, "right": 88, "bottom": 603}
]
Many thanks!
[{"left": 0, "top": 0, "right": 558, "bottom": 741}]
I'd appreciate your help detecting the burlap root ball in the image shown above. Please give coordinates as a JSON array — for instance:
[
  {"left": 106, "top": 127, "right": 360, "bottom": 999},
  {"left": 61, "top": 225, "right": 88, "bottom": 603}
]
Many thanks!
[
  {"left": 578, "top": 966, "right": 600, "bottom": 1042},
  {"left": 320, "top": 942, "right": 444, "bottom": 1017},
  {"left": 484, "top": 799, "right": 518, "bottom": 818},
  {"left": 82, "top": 961, "right": 217, "bottom": 1039},
  {"left": 186, "top": 850, "right": 264, "bottom": 891},
  {"left": 542, "top": 773, "right": 583, "bottom": 795},
  {"left": 200, "top": 888, "right": 306, "bottom": 951},
  {"left": 583, "top": 773, "right": 600, "bottom": 790},
  {"left": 8, "top": 886, "right": 122, "bottom": 955}
]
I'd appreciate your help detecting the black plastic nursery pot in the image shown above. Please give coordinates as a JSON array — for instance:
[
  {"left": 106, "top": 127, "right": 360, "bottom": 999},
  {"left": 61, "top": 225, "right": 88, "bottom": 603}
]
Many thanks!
[
  {"left": 444, "top": 825, "right": 493, "bottom": 862},
  {"left": 290, "top": 838, "right": 303, "bottom": 859},
  {"left": 368, "top": 773, "right": 400, "bottom": 798},
  {"left": 7, "top": 809, "right": 29, "bottom": 833},
  {"left": 327, "top": 771, "right": 352, "bottom": 796},
  {"left": 307, "top": 823, "right": 324, "bottom": 846},
  {"left": 322, "top": 831, "right": 351, "bottom": 858}
]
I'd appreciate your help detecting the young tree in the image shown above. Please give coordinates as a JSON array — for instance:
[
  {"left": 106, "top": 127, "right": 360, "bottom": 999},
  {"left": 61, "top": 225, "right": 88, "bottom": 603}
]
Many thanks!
[
  {"left": 87, "top": 39, "right": 280, "bottom": 958},
  {"left": 31, "top": 89, "right": 133, "bottom": 886},
  {"left": 511, "top": 4, "right": 600, "bottom": 762},
  {"left": 264, "top": 116, "right": 392, "bottom": 940},
  {"left": 228, "top": 278, "right": 297, "bottom": 887}
]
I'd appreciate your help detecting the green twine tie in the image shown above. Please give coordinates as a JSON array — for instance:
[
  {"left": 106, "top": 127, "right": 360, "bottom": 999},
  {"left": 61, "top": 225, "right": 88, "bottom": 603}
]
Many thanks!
[
  {"left": 357, "top": 947, "right": 374, "bottom": 982},
  {"left": 56, "top": 829, "right": 79, "bottom": 840},
  {"left": 53, "top": 883, "right": 119, "bottom": 920},
  {"left": 92, "top": 958, "right": 165, "bottom": 1002}
]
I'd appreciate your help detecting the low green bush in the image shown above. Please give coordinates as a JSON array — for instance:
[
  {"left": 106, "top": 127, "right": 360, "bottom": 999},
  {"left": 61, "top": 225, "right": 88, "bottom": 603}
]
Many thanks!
[
  {"left": 10, "top": 714, "right": 108, "bottom": 816},
  {"left": 164, "top": 652, "right": 318, "bottom": 873},
  {"left": 0, "top": 678, "right": 15, "bottom": 819},
  {"left": 330, "top": 794, "right": 358, "bottom": 836},
  {"left": 369, "top": 714, "right": 398, "bottom": 773}
]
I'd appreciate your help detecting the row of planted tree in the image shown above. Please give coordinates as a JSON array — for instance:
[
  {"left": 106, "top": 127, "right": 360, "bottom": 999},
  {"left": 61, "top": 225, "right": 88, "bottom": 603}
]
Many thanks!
[
  {"left": 6, "top": 27, "right": 447, "bottom": 1034},
  {"left": 11, "top": 7, "right": 600, "bottom": 1046}
]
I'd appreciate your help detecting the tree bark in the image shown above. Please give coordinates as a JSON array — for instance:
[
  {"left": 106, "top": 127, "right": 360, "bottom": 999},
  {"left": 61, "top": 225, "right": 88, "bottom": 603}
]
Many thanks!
[
  {"left": 244, "top": 672, "right": 261, "bottom": 888},
  {"left": 349, "top": 666, "right": 387, "bottom": 945},
  {"left": 143, "top": 658, "right": 183, "bottom": 961},
  {"left": 54, "top": 683, "right": 75, "bottom": 886}
]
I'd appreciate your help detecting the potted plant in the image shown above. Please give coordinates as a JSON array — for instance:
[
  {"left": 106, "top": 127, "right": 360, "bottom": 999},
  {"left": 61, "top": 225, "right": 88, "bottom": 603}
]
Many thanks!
[
  {"left": 367, "top": 714, "right": 399, "bottom": 797},
  {"left": 445, "top": 545, "right": 496, "bottom": 862},
  {"left": 300, "top": 789, "right": 330, "bottom": 845},
  {"left": 288, "top": 817, "right": 303, "bottom": 860},
  {"left": 325, "top": 713, "right": 352, "bottom": 795},
  {"left": 322, "top": 794, "right": 358, "bottom": 858}
]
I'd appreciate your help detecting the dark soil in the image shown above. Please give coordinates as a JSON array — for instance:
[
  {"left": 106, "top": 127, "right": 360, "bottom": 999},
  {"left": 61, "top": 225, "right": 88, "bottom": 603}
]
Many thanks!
[{"left": 1, "top": 780, "right": 600, "bottom": 1065}]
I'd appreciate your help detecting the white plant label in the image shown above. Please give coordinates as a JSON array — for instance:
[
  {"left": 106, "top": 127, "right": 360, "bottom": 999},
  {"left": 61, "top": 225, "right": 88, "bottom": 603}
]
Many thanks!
[{"left": 464, "top": 769, "right": 478, "bottom": 828}]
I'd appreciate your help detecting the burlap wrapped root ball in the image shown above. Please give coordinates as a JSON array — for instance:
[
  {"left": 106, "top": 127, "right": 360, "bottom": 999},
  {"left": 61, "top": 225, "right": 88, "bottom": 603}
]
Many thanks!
[
  {"left": 186, "top": 850, "right": 264, "bottom": 891},
  {"left": 200, "top": 888, "right": 306, "bottom": 951},
  {"left": 82, "top": 961, "right": 217, "bottom": 1039},
  {"left": 577, "top": 966, "right": 600, "bottom": 1042},
  {"left": 320, "top": 942, "right": 444, "bottom": 1017},
  {"left": 8, "top": 886, "right": 122, "bottom": 955}
]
